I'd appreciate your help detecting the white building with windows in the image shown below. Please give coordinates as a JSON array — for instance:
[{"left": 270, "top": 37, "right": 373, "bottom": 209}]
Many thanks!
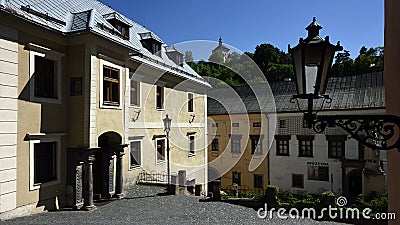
[
  {"left": 269, "top": 72, "right": 386, "bottom": 197},
  {"left": 206, "top": 73, "right": 386, "bottom": 197}
]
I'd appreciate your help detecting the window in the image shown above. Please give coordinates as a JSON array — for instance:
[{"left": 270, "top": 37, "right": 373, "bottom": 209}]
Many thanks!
[
  {"left": 212, "top": 138, "right": 219, "bottom": 152},
  {"left": 103, "top": 66, "right": 120, "bottom": 106},
  {"left": 152, "top": 42, "right": 161, "bottom": 56},
  {"left": 279, "top": 120, "right": 287, "bottom": 128},
  {"left": 232, "top": 171, "right": 241, "bottom": 186},
  {"left": 329, "top": 141, "right": 344, "bottom": 158},
  {"left": 275, "top": 135, "right": 291, "bottom": 156},
  {"left": 34, "top": 56, "right": 57, "bottom": 99},
  {"left": 34, "top": 142, "right": 57, "bottom": 184},
  {"left": 292, "top": 174, "right": 304, "bottom": 188},
  {"left": 130, "top": 141, "right": 141, "bottom": 169},
  {"left": 29, "top": 45, "right": 63, "bottom": 104},
  {"left": 70, "top": 77, "right": 82, "bottom": 96},
  {"left": 327, "top": 136, "right": 346, "bottom": 159},
  {"left": 100, "top": 60, "right": 122, "bottom": 108},
  {"left": 254, "top": 174, "right": 263, "bottom": 188},
  {"left": 107, "top": 19, "right": 130, "bottom": 39},
  {"left": 230, "top": 135, "right": 241, "bottom": 153},
  {"left": 156, "top": 138, "right": 166, "bottom": 163},
  {"left": 156, "top": 86, "right": 164, "bottom": 109},
  {"left": 28, "top": 133, "right": 63, "bottom": 190},
  {"left": 232, "top": 123, "right": 240, "bottom": 127},
  {"left": 253, "top": 122, "right": 261, "bottom": 127},
  {"left": 212, "top": 123, "right": 218, "bottom": 128},
  {"left": 189, "top": 135, "right": 195, "bottom": 156},
  {"left": 130, "top": 80, "right": 140, "bottom": 107},
  {"left": 297, "top": 136, "right": 314, "bottom": 157},
  {"left": 188, "top": 93, "right": 194, "bottom": 112},
  {"left": 250, "top": 135, "right": 263, "bottom": 155},
  {"left": 139, "top": 33, "right": 162, "bottom": 56}
]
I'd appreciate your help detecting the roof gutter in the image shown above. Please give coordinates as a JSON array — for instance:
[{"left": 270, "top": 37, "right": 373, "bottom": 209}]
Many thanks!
[{"left": 130, "top": 56, "right": 212, "bottom": 88}]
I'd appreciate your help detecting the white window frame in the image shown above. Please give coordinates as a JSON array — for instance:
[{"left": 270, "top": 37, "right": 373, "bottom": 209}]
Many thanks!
[
  {"left": 155, "top": 137, "right": 166, "bottom": 164},
  {"left": 231, "top": 136, "right": 241, "bottom": 153},
  {"left": 129, "top": 79, "right": 141, "bottom": 108},
  {"left": 100, "top": 59, "right": 123, "bottom": 109},
  {"left": 129, "top": 140, "right": 142, "bottom": 170},
  {"left": 155, "top": 85, "right": 165, "bottom": 110},
  {"left": 188, "top": 134, "right": 195, "bottom": 157},
  {"left": 28, "top": 133, "right": 64, "bottom": 191},
  {"left": 29, "top": 43, "right": 63, "bottom": 104}
]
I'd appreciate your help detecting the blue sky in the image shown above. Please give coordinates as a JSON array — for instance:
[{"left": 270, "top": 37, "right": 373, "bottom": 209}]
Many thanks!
[{"left": 99, "top": 0, "right": 383, "bottom": 59}]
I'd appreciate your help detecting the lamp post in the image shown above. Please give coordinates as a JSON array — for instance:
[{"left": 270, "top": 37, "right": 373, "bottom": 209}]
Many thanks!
[
  {"left": 163, "top": 114, "right": 172, "bottom": 192},
  {"left": 290, "top": 17, "right": 400, "bottom": 151}
]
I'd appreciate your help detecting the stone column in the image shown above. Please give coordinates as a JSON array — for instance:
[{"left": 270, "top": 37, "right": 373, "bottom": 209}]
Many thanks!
[
  {"left": 83, "top": 154, "right": 96, "bottom": 211},
  {"left": 114, "top": 144, "right": 127, "bottom": 199}
]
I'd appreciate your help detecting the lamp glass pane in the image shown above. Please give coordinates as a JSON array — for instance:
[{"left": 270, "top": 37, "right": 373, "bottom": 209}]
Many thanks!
[
  {"left": 319, "top": 46, "right": 335, "bottom": 95},
  {"left": 305, "top": 66, "right": 318, "bottom": 94},
  {"left": 292, "top": 48, "right": 304, "bottom": 95}
]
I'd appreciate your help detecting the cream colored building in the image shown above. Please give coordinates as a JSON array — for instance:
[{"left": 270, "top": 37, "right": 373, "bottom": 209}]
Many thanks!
[{"left": 0, "top": 0, "right": 210, "bottom": 219}]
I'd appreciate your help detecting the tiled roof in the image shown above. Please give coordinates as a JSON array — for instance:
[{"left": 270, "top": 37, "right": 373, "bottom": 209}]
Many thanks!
[
  {"left": 0, "top": 0, "right": 210, "bottom": 87},
  {"left": 208, "top": 71, "right": 385, "bottom": 115}
]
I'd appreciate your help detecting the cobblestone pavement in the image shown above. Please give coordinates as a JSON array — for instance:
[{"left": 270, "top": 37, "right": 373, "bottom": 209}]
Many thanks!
[{"left": 3, "top": 185, "right": 346, "bottom": 225}]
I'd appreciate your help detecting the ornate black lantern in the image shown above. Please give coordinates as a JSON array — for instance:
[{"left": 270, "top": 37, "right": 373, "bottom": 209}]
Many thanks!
[
  {"left": 163, "top": 114, "right": 172, "bottom": 135},
  {"left": 289, "top": 17, "right": 342, "bottom": 98},
  {"left": 162, "top": 114, "right": 172, "bottom": 192},
  {"left": 290, "top": 17, "right": 400, "bottom": 151}
]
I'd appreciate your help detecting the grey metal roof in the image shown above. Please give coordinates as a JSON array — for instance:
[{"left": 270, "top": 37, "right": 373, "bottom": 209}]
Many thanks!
[
  {"left": 0, "top": 0, "right": 210, "bottom": 87},
  {"left": 165, "top": 45, "right": 183, "bottom": 55},
  {"left": 208, "top": 71, "right": 385, "bottom": 115}
]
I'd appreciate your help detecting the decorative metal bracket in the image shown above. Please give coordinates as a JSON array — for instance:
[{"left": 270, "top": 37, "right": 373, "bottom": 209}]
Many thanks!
[
  {"left": 131, "top": 110, "right": 141, "bottom": 122},
  {"left": 308, "top": 114, "right": 400, "bottom": 151},
  {"left": 189, "top": 114, "right": 195, "bottom": 124}
]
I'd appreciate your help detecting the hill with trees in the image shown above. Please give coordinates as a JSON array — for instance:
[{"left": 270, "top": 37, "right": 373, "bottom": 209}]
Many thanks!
[{"left": 186, "top": 43, "right": 383, "bottom": 87}]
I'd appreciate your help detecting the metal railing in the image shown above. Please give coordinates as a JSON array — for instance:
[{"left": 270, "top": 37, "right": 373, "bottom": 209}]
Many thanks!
[
  {"left": 137, "top": 170, "right": 177, "bottom": 185},
  {"left": 221, "top": 185, "right": 266, "bottom": 198}
]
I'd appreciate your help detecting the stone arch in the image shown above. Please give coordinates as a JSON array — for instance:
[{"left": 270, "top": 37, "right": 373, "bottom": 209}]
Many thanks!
[
  {"left": 94, "top": 131, "right": 123, "bottom": 199},
  {"left": 98, "top": 131, "right": 122, "bottom": 147}
]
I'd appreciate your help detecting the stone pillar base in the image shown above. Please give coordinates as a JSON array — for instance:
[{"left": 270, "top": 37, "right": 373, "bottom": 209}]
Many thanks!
[
  {"left": 113, "top": 193, "right": 125, "bottom": 199},
  {"left": 83, "top": 205, "right": 97, "bottom": 211}
]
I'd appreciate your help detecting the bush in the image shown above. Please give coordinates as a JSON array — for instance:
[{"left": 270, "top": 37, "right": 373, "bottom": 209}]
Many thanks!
[
  {"left": 277, "top": 193, "right": 320, "bottom": 209},
  {"left": 354, "top": 192, "right": 388, "bottom": 213}
]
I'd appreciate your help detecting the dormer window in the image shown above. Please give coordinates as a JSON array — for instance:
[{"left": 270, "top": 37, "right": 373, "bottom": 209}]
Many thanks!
[
  {"left": 139, "top": 32, "right": 162, "bottom": 56},
  {"left": 103, "top": 12, "right": 132, "bottom": 40},
  {"left": 109, "top": 19, "right": 129, "bottom": 39},
  {"left": 165, "top": 46, "right": 184, "bottom": 66}
]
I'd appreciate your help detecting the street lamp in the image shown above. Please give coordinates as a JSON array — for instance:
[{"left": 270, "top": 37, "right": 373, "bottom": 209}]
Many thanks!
[
  {"left": 163, "top": 114, "right": 172, "bottom": 192},
  {"left": 290, "top": 17, "right": 400, "bottom": 151}
]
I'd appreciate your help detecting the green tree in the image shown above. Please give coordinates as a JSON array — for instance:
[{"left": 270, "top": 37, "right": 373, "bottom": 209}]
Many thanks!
[{"left": 331, "top": 50, "right": 354, "bottom": 76}]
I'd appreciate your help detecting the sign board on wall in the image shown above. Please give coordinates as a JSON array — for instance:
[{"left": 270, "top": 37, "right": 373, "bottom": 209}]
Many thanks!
[{"left": 307, "top": 162, "right": 329, "bottom": 181}]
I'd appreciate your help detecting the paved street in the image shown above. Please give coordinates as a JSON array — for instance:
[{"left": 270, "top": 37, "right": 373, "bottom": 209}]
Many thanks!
[{"left": 3, "top": 185, "right": 344, "bottom": 225}]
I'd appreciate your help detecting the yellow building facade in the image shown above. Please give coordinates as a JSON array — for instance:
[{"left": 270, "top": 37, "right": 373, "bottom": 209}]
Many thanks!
[{"left": 208, "top": 113, "right": 269, "bottom": 192}]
